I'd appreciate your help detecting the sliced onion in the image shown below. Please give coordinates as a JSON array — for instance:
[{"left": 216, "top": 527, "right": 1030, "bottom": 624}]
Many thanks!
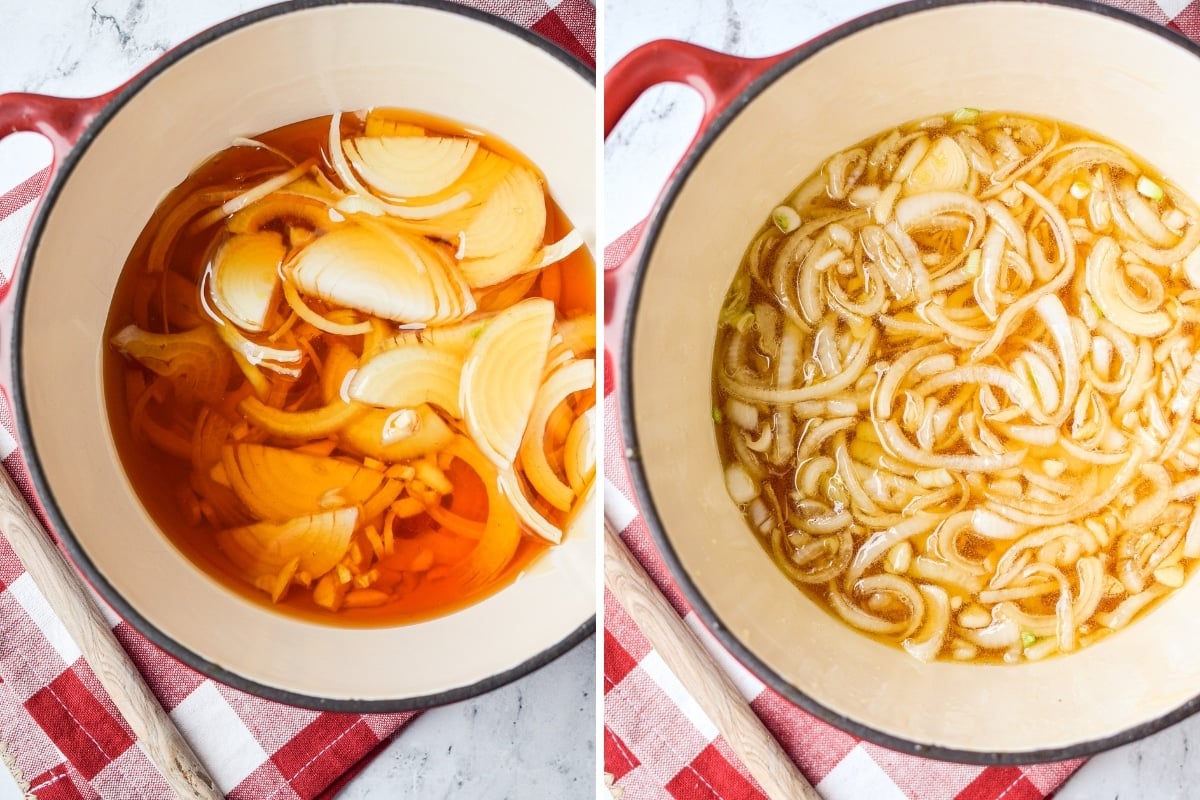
[
  {"left": 904, "top": 137, "right": 969, "bottom": 195},
  {"left": 221, "top": 444, "right": 382, "bottom": 521},
  {"left": 959, "top": 609, "right": 1021, "bottom": 649},
  {"left": 291, "top": 224, "right": 434, "bottom": 322},
  {"left": 847, "top": 513, "right": 940, "bottom": 581},
  {"left": 461, "top": 297, "right": 555, "bottom": 469},
  {"left": 1115, "top": 174, "right": 1178, "bottom": 247},
  {"left": 458, "top": 166, "right": 548, "bottom": 287},
  {"left": 217, "top": 507, "right": 357, "bottom": 584},
  {"left": 1096, "top": 585, "right": 1170, "bottom": 630},
  {"left": 350, "top": 342, "right": 463, "bottom": 418},
  {"left": 894, "top": 190, "right": 986, "bottom": 236},
  {"left": 902, "top": 584, "right": 950, "bottom": 662},
  {"left": 442, "top": 436, "right": 523, "bottom": 580},
  {"left": 531, "top": 229, "right": 585, "bottom": 271},
  {"left": 194, "top": 160, "right": 314, "bottom": 230},
  {"left": 519, "top": 359, "right": 595, "bottom": 511},
  {"left": 722, "top": 327, "right": 878, "bottom": 404},
  {"left": 499, "top": 469, "right": 562, "bottom": 545},
  {"left": 345, "top": 135, "right": 478, "bottom": 198},
  {"left": 210, "top": 232, "right": 285, "bottom": 332},
  {"left": 238, "top": 395, "right": 365, "bottom": 439},
  {"left": 341, "top": 406, "right": 454, "bottom": 462},
  {"left": 280, "top": 278, "right": 371, "bottom": 336},
  {"left": 111, "top": 325, "right": 232, "bottom": 401},
  {"left": 971, "top": 181, "right": 1076, "bottom": 360},
  {"left": 327, "top": 112, "right": 471, "bottom": 220},
  {"left": 1034, "top": 294, "right": 1080, "bottom": 425},
  {"left": 1085, "top": 236, "right": 1170, "bottom": 337},
  {"left": 563, "top": 405, "right": 597, "bottom": 495},
  {"left": 828, "top": 578, "right": 912, "bottom": 636}
]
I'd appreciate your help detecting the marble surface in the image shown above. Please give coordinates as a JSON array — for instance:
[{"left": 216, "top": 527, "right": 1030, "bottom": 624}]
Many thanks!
[
  {"left": 0, "top": 1, "right": 594, "bottom": 798},
  {"left": 604, "top": 1, "right": 1200, "bottom": 798}
]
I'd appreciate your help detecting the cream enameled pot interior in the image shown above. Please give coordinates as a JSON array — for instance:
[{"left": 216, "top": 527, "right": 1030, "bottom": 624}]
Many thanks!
[
  {"left": 630, "top": 2, "right": 1200, "bottom": 755},
  {"left": 21, "top": 3, "right": 595, "bottom": 703}
]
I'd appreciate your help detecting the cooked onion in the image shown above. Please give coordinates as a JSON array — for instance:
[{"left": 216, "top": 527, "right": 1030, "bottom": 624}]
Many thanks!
[{"left": 713, "top": 109, "right": 1200, "bottom": 664}]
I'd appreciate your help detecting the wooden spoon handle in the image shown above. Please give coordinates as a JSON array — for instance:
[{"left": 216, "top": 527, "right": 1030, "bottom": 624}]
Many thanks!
[
  {"left": 603, "top": 519, "right": 821, "bottom": 800},
  {"left": 0, "top": 467, "right": 223, "bottom": 799}
]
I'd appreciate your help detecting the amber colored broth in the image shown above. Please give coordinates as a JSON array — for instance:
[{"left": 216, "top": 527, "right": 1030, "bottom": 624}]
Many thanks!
[
  {"left": 103, "top": 110, "right": 594, "bottom": 626},
  {"left": 711, "top": 111, "right": 1198, "bottom": 662}
]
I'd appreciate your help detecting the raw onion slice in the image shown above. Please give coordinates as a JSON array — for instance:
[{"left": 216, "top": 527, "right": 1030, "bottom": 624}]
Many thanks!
[
  {"left": 194, "top": 160, "right": 314, "bottom": 231},
  {"left": 346, "top": 135, "right": 479, "bottom": 199},
  {"left": 461, "top": 297, "right": 555, "bottom": 469},
  {"left": 383, "top": 314, "right": 496, "bottom": 359},
  {"left": 341, "top": 405, "right": 455, "bottom": 462},
  {"left": 363, "top": 109, "right": 424, "bottom": 138},
  {"left": 563, "top": 405, "right": 596, "bottom": 495},
  {"left": 289, "top": 225, "right": 445, "bottom": 323},
  {"left": 327, "top": 112, "right": 470, "bottom": 220},
  {"left": 111, "top": 325, "right": 232, "bottom": 402},
  {"left": 237, "top": 395, "right": 365, "bottom": 439},
  {"left": 217, "top": 507, "right": 357, "bottom": 586},
  {"left": 350, "top": 343, "right": 464, "bottom": 418},
  {"left": 529, "top": 229, "right": 585, "bottom": 271},
  {"left": 221, "top": 444, "right": 384, "bottom": 521},
  {"left": 458, "top": 166, "right": 548, "bottom": 287},
  {"left": 519, "top": 359, "right": 595, "bottom": 512},
  {"left": 499, "top": 469, "right": 563, "bottom": 545},
  {"left": 443, "top": 436, "right": 522, "bottom": 584},
  {"left": 214, "top": 322, "right": 302, "bottom": 376},
  {"left": 556, "top": 314, "right": 596, "bottom": 357},
  {"left": 227, "top": 193, "right": 332, "bottom": 234},
  {"left": 210, "top": 231, "right": 285, "bottom": 332},
  {"left": 414, "top": 233, "right": 476, "bottom": 322}
]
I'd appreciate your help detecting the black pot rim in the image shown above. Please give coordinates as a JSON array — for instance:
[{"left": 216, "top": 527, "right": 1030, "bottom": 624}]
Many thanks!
[
  {"left": 619, "top": 0, "right": 1200, "bottom": 765},
  {"left": 13, "top": 0, "right": 595, "bottom": 713}
]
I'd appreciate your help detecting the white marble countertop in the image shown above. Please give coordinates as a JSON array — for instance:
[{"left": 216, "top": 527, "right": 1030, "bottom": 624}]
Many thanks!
[
  {"left": 0, "top": 1, "right": 594, "bottom": 798},
  {"left": 604, "top": 1, "right": 1200, "bottom": 798}
]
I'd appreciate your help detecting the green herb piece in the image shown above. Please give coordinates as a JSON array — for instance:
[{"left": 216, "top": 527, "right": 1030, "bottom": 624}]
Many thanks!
[
  {"left": 1137, "top": 175, "right": 1164, "bottom": 202},
  {"left": 951, "top": 107, "right": 981, "bottom": 124},
  {"left": 964, "top": 249, "right": 982, "bottom": 277},
  {"left": 772, "top": 205, "right": 800, "bottom": 234}
]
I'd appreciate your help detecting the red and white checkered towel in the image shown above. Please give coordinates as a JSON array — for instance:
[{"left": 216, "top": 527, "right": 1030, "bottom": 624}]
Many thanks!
[
  {"left": 0, "top": 3, "right": 593, "bottom": 798},
  {"left": 602, "top": 2, "right": 1200, "bottom": 798}
]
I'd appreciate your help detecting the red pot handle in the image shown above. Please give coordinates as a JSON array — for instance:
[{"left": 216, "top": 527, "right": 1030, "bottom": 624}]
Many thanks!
[
  {"left": 0, "top": 90, "right": 116, "bottom": 296},
  {"left": 0, "top": 92, "right": 112, "bottom": 154},
  {"left": 0, "top": 90, "right": 116, "bottom": 440},
  {"left": 603, "top": 41, "right": 787, "bottom": 390}
]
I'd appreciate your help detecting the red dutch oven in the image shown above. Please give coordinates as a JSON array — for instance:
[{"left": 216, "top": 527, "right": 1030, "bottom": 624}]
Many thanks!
[
  {"left": 0, "top": 0, "right": 595, "bottom": 710},
  {"left": 606, "top": 0, "right": 1200, "bottom": 762}
]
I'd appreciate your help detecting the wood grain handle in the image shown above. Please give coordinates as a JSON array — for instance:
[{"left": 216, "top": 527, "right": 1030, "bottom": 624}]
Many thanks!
[
  {"left": 603, "top": 519, "right": 821, "bottom": 800},
  {"left": 0, "top": 467, "right": 223, "bottom": 799}
]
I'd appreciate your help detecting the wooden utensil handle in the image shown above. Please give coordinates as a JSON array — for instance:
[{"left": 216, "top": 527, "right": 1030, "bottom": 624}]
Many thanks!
[
  {"left": 603, "top": 522, "right": 821, "bottom": 800},
  {"left": 0, "top": 467, "right": 223, "bottom": 799}
]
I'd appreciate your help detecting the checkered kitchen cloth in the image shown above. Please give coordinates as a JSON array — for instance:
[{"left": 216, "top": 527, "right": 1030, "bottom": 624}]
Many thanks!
[
  {"left": 603, "top": 2, "right": 1200, "bottom": 798},
  {"left": 0, "top": 2, "right": 593, "bottom": 798}
]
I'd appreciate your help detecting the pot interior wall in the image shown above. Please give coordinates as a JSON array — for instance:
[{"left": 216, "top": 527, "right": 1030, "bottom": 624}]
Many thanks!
[
  {"left": 21, "top": 2, "right": 594, "bottom": 702},
  {"left": 631, "top": 2, "right": 1200, "bottom": 755}
]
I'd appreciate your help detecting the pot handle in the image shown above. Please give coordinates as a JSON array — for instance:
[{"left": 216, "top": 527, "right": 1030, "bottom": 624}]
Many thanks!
[
  {"left": 0, "top": 90, "right": 115, "bottom": 304},
  {"left": 0, "top": 91, "right": 114, "bottom": 443},
  {"left": 603, "top": 41, "right": 786, "bottom": 389}
]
